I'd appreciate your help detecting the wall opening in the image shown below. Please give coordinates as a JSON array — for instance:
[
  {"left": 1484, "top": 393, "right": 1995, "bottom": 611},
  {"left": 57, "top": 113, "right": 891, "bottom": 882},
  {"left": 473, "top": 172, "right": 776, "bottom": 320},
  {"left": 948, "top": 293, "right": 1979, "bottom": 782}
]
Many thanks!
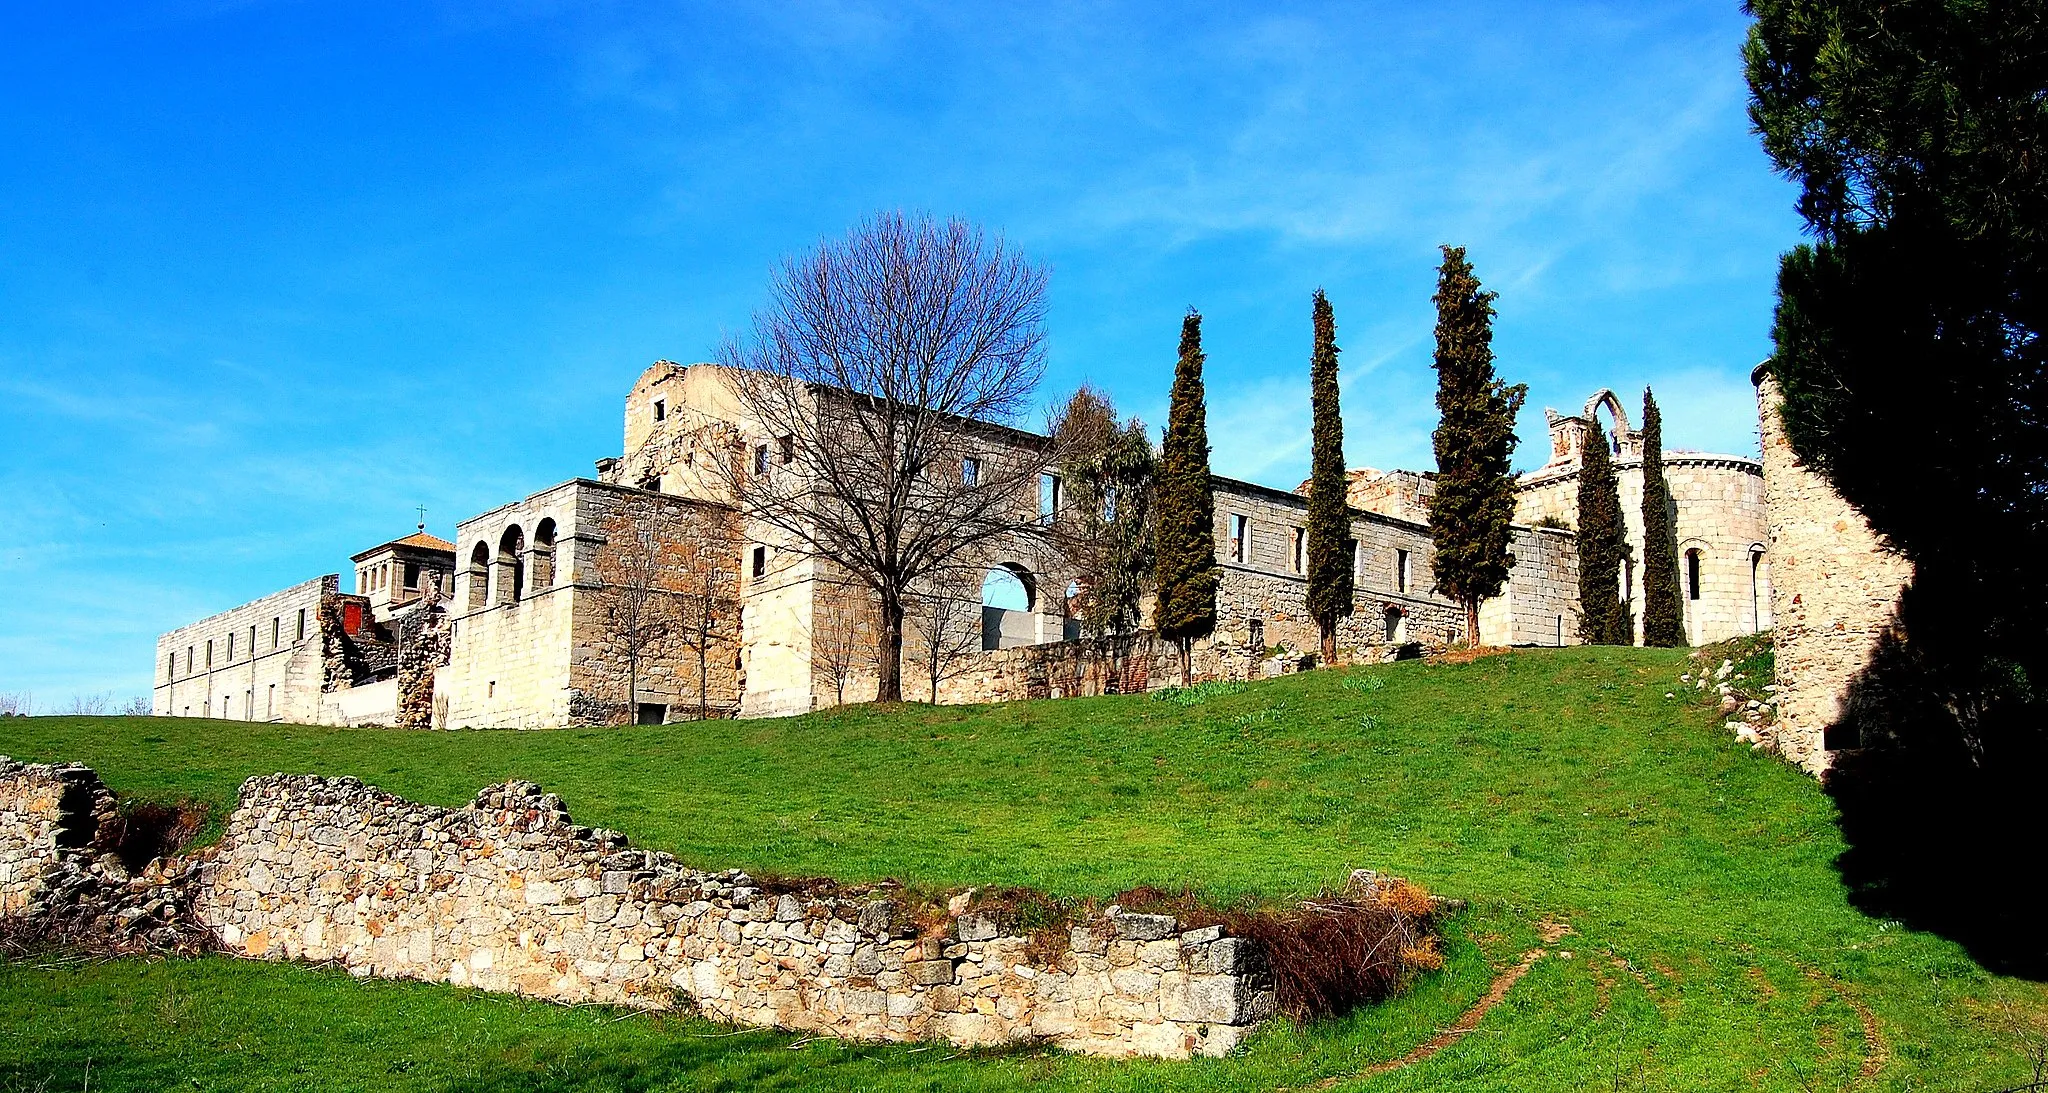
[
  {"left": 636, "top": 702, "right": 667, "bottom": 725},
  {"left": 469, "top": 543, "right": 491, "bottom": 609},
  {"left": 532, "top": 518, "right": 557, "bottom": 591},
  {"left": 497, "top": 525, "right": 526, "bottom": 604},
  {"left": 1686, "top": 548, "right": 1704, "bottom": 601},
  {"left": 1384, "top": 606, "right": 1406, "bottom": 642}
]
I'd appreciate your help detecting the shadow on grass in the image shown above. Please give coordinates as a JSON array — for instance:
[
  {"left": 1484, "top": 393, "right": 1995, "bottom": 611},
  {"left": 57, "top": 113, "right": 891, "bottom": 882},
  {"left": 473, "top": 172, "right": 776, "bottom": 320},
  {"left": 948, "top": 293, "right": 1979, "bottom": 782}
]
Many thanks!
[{"left": 1823, "top": 573, "right": 2048, "bottom": 979}]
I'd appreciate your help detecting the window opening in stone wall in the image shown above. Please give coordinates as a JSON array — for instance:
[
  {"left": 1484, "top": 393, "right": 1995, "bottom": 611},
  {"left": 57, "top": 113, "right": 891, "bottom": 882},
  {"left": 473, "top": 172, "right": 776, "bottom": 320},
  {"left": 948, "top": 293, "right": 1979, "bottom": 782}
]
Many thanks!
[
  {"left": 1396, "top": 549, "right": 1410, "bottom": 593},
  {"left": 1385, "top": 606, "right": 1406, "bottom": 642},
  {"left": 186, "top": 646, "right": 194, "bottom": 673},
  {"left": 1291, "top": 527, "right": 1306, "bottom": 574},
  {"left": 498, "top": 525, "right": 526, "bottom": 604},
  {"left": 652, "top": 398, "right": 666, "bottom": 422},
  {"left": 1750, "top": 546, "right": 1766, "bottom": 634},
  {"left": 296, "top": 608, "right": 307, "bottom": 641},
  {"left": 1686, "top": 549, "right": 1703, "bottom": 600},
  {"left": 779, "top": 435, "right": 794, "bottom": 464},
  {"left": 636, "top": 702, "right": 668, "bottom": 725},
  {"left": 751, "top": 546, "right": 767, "bottom": 580},
  {"left": 468, "top": 543, "right": 490, "bottom": 609},
  {"left": 267, "top": 684, "right": 274, "bottom": 718},
  {"left": 244, "top": 689, "right": 252, "bottom": 721},
  {"left": 532, "top": 519, "right": 556, "bottom": 590},
  {"left": 1248, "top": 618, "right": 1264, "bottom": 650},
  {"left": 1230, "top": 514, "right": 1248, "bottom": 562},
  {"left": 488, "top": 681, "right": 495, "bottom": 698},
  {"left": 1622, "top": 557, "right": 1635, "bottom": 603},
  {"left": 205, "top": 640, "right": 213, "bottom": 669},
  {"left": 1346, "top": 538, "right": 1360, "bottom": 581},
  {"left": 271, "top": 617, "right": 280, "bottom": 649},
  {"left": 641, "top": 475, "right": 662, "bottom": 492},
  {"left": 1039, "top": 474, "right": 1061, "bottom": 523},
  {"left": 227, "top": 632, "right": 235, "bottom": 661},
  {"left": 248, "top": 626, "right": 256, "bottom": 657},
  {"left": 404, "top": 561, "right": 420, "bottom": 590},
  {"left": 754, "top": 444, "right": 770, "bottom": 476},
  {"left": 982, "top": 565, "right": 1034, "bottom": 611},
  {"left": 962, "top": 456, "right": 980, "bottom": 486}
]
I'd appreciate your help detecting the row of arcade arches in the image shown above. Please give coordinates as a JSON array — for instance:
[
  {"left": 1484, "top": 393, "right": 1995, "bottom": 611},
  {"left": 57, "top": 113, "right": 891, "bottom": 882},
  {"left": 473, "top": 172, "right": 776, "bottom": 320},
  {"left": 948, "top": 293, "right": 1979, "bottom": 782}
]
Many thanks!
[{"left": 467, "top": 519, "right": 557, "bottom": 609}]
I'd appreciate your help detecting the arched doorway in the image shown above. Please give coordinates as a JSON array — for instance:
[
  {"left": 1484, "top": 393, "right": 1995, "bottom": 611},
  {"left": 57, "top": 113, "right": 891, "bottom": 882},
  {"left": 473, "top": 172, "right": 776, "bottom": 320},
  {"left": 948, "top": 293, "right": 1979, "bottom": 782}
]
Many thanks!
[{"left": 497, "top": 525, "right": 525, "bottom": 604}]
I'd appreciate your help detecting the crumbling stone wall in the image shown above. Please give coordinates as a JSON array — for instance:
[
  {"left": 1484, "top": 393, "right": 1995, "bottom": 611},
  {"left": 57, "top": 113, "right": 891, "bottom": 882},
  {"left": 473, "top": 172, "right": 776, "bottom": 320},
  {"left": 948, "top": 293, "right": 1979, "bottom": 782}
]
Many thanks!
[
  {"left": 1753, "top": 372, "right": 1911, "bottom": 775},
  {"left": 190, "top": 773, "right": 1275, "bottom": 1058},
  {"left": 395, "top": 605, "right": 452, "bottom": 730},
  {"left": 0, "top": 758, "right": 111, "bottom": 917},
  {"left": 0, "top": 758, "right": 208, "bottom": 952}
]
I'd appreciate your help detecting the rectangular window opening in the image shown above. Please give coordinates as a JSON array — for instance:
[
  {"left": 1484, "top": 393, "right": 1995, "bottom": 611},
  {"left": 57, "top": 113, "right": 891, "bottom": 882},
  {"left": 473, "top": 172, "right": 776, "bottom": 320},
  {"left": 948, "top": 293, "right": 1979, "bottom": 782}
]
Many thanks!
[
  {"left": 271, "top": 617, "right": 280, "bottom": 648},
  {"left": 1039, "top": 474, "right": 1062, "bottom": 522},
  {"left": 1230, "top": 514, "right": 1249, "bottom": 563},
  {"left": 962, "top": 457, "right": 980, "bottom": 486},
  {"left": 296, "top": 609, "right": 307, "bottom": 642},
  {"left": 652, "top": 398, "right": 666, "bottom": 422},
  {"left": 636, "top": 703, "right": 668, "bottom": 726},
  {"left": 1291, "top": 527, "right": 1306, "bottom": 574},
  {"left": 778, "top": 435, "right": 794, "bottom": 464},
  {"left": 753, "top": 445, "right": 770, "bottom": 475},
  {"left": 751, "top": 546, "right": 767, "bottom": 580},
  {"left": 1396, "top": 549, "right": 1410, "bottom": 593}
]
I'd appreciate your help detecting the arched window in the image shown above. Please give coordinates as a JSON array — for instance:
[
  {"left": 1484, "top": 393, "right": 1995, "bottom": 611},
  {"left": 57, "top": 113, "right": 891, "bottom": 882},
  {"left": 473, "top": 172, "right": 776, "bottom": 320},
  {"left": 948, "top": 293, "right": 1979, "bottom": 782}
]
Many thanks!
[
  {"left": 497, "top": 525, "right": 525, "bottom": 604},
  {"left": 468, "top": 543, "right": 491, "bottom": 608},
  {"left": 1384, "top": 606, "right": 1406, "bottom": 642},
  {"left": 532, "top": 519, "right": 557, "bottom": 591},
  {"left": 1686, "top": 548, "right": 1704, "bottom": 601}
]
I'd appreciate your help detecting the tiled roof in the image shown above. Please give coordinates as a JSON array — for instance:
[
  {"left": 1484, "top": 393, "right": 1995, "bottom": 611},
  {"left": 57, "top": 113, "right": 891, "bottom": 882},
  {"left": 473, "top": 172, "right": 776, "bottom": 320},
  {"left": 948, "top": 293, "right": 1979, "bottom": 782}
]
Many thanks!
[{"left": 352, "top": 531, "right": 456, "bottom": 561}]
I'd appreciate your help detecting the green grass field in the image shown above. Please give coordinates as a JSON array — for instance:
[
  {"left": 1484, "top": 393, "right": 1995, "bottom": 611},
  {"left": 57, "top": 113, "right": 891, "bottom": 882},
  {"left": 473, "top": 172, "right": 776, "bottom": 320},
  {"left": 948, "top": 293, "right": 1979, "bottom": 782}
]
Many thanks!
[{"left": 3, "top": 646, "right": 2042, "bottom": 1091}]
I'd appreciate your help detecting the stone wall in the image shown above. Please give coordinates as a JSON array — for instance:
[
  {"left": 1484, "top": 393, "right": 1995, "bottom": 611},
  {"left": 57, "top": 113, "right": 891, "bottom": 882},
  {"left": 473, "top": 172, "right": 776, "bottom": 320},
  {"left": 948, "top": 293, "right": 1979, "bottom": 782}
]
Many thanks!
[
  {"left": 1753, "top": 371, "right": 1912, "bottom": 775},
  {"left": 1479, "top": 526, "right": 1581, "bottom": 647},
  {"left": 1515, "top": 454, "right": 1773, "bottom": 646},
  {"left": 0, "top": 758, "right": 110, "bottom": 917},
  {"left": 189, "top": 773, "right": 1278, "bottom": 1058},
  {"left": 442, "top": 479, "right": 743, "bottom": 728}
]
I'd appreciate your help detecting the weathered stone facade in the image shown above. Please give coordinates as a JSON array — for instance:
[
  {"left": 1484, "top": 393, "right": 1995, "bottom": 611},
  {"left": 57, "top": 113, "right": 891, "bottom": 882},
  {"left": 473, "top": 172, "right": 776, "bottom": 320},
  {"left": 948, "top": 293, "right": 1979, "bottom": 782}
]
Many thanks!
[
  {"left": 155, "top": 770, "right": 1276, "bottom": 1058},
  {"left": 153, "top": 365, "right": 1774, "bottom": 727},
  {"left": 1509, "top": 389, "right": 1774, "bottom": 647},
  {"left": 441, "top": 479, "right": 743, "bottom": 729},
  {"left": 1751, "top": 370, "right": 1912, "bottom": 775}
]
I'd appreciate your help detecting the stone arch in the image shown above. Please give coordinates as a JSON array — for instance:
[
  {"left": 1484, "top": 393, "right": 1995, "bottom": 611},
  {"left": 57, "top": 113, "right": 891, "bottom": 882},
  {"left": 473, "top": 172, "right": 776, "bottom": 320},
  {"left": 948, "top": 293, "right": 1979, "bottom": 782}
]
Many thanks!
[
  {"left": 1583, "top": 389, "right": 1632, "bottom": 443},
  {"left": 982, "top": 563, "right": 1036, "bottom": 612},
  {"left": 532, "top": 518, "right": 557, "bottom": 591},
  {"left": 497, "top": 525, "right": 526, "bottom": 604},
  {"left": 468, "top": 542, "right": 491, "bottom": 609}
]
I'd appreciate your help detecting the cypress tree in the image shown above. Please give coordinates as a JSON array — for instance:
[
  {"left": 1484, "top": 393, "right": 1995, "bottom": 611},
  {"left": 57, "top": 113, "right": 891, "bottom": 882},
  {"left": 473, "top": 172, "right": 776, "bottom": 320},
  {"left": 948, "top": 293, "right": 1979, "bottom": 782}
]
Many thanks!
[
  {"left": 1426, "top": 246, "right": 1528, "bottom": 646},
  {"left": 1638, "top": 388, "right": 1684, "bottom": 647},
  {"left": 1304, "top": 289, "right": 1354, "bottom": 664},
  {"left": 1154, "top": 308, "right": 1218, "bottom": 684},
  {"left": 1575, "top": 418, "right": 1630, "bottom": 645}
]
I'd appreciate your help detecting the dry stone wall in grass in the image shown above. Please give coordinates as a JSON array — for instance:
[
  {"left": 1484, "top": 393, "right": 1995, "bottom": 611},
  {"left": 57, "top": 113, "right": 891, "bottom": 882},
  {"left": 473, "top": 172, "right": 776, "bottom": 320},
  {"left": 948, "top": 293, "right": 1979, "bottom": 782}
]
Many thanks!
[{"left": 188, "top": 773, "right": 1277, "bottom": 1058}]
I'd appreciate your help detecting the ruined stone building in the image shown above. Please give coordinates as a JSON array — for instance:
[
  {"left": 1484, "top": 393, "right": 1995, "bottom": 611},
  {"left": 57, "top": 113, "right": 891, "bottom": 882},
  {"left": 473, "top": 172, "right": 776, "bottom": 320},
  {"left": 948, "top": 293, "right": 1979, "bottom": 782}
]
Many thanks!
[{"left": 153, "top": 361, "right": 1777, "bottom": 729}]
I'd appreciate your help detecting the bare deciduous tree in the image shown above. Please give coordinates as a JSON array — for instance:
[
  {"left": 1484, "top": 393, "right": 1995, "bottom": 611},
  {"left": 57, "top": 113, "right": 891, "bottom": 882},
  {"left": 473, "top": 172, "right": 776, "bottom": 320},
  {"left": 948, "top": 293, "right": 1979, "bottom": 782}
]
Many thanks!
[
  {"left": 711, "top": 211, "right": 1057, "bottom": 702},
  {"left": 809, "top": 581, "right": 878, "bottom": 706},
  {"left": 592, "top": 501, "right": 736, "bottom": 723},
  {"left": 905, "top": 577, "right": 985, "bottom": 704}
]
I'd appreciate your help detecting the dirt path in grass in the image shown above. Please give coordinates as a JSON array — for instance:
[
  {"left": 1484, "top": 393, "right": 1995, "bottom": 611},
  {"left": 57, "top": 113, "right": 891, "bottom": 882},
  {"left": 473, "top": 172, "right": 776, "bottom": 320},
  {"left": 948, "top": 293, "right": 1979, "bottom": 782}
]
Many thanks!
[{"left": 1304, "top": 946, "right": 1549, "bottom": 1089}]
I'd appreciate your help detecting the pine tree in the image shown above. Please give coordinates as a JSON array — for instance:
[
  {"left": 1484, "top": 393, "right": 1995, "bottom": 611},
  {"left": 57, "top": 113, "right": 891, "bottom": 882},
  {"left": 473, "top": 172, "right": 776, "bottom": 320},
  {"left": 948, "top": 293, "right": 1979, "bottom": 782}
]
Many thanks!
[
  {"left": 1638, "top": 388, "right": 1684, "bottom": 647},
  {"left": 1154, "top": 309, "right": 1218, "bottom": 684},
  {"left": 1304, "top": 289, "right": 1354, "bottom": 664},
  {"left": 1575, "top": 418, "right": 1630, "bottom": 645},
  {"left": 1426, "top": 246, "right": 1528, "bottom": 646}
]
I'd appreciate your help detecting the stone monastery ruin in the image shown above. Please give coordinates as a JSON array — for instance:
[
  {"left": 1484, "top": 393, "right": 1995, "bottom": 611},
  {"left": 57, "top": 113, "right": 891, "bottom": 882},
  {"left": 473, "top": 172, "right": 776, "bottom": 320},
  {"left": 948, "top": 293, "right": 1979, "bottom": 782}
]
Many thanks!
[{"left": 153, "top": 359, "right": 1789, "bottom": 736}]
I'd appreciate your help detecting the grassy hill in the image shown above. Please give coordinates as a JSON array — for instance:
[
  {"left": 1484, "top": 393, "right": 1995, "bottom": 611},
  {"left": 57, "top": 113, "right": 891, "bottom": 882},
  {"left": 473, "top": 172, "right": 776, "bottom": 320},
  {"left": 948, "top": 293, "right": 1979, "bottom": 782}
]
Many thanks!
[{"left": 1, "top": 646, "right": 2039, "bottom": 1091}]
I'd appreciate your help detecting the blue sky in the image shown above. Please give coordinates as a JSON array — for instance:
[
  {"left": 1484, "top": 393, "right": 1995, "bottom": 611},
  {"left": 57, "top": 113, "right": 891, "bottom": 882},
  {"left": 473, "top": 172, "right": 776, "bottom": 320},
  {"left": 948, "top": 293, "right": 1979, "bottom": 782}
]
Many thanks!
[{"left": 0, "top": 1, "right": 1800, "bottom": 704}]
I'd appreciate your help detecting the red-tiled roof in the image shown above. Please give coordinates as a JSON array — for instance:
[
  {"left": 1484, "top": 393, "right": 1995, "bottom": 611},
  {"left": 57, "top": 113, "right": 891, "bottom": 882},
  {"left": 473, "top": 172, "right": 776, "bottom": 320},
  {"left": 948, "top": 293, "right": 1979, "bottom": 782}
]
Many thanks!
[{"left": 351, "top": 531, "right": 456, "bottom": 561}]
